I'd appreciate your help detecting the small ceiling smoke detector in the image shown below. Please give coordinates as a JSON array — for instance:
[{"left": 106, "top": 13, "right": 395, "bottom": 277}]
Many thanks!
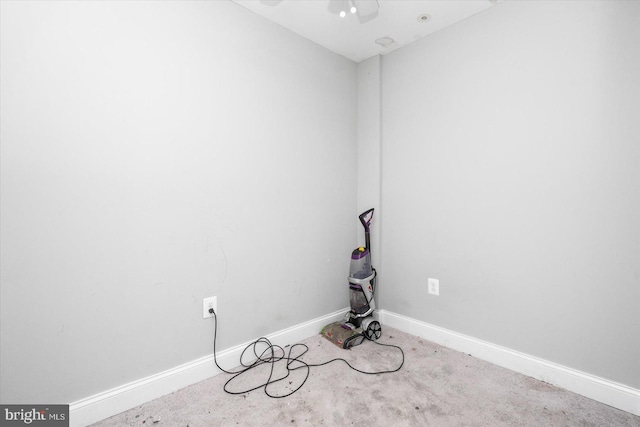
[
  {"left": 417, "top": 14, "right": 431, "bottom": 23},
  {"left": 375, "top": 37, "right": 395, "bottom": 48}
]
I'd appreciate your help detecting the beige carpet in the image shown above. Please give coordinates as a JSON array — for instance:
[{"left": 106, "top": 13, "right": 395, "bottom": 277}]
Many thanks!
[{"left": 91, "top": 327, "right": 640, "bottom": 426}]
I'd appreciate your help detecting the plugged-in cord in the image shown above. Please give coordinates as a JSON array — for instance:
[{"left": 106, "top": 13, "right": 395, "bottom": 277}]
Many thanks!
[{"left": 209, "top": 308, "right": 404, "bottom": 398}]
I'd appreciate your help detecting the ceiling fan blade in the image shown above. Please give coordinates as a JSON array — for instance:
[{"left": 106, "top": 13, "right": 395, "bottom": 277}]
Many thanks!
[
  {"left": 326, "top": 0, "right": 380, "bottom": 22},
  {"left": 327, "top": 0, "right": 350, "bottom": 15},
  {"left": 353, "top": 0, "right": 379, "bottom": 23}
]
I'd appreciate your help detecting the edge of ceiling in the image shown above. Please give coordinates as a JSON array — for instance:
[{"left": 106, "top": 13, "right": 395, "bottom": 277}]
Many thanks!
[{"left": 231, "top": 0, "right": 498, "bottom": 63}]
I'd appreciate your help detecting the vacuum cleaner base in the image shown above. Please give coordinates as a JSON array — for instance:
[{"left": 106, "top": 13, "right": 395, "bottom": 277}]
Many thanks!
[
  {"left": 321, "top": 321, "right": 365, "bottom": 349},
  {"left": 321, "top": 316, "right": 382, "bottom": 349}
]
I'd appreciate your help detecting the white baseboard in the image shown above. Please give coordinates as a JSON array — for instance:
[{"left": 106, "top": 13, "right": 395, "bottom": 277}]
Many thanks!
[
  {"left": 69, "top": 308, "right": 348, "bottom": 427},
  {"left": 377, "top": 309, "right": 640, "bottom": 416}
]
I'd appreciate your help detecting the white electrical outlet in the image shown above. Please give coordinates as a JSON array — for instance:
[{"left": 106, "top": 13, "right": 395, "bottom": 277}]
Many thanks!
[
  {"left": 203, "top": 296, "right": 217, "bottom": 318},
  {"left": 428, "top": 278, "right": 440, "bottom": 296}
]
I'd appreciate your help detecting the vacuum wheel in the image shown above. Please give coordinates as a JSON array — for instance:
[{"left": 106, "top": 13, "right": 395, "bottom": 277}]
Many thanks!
[{"left": 364, "top": 320, "right": 382, "bottom": 341}]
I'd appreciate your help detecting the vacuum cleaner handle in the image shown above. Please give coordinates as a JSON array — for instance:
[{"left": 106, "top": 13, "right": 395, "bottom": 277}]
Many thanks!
[
  {"left": 359, "top": 208, "right": 374, "bottom": 232},
  {"left": 359, "top": 209, "right": 374, "bottom": 250}
]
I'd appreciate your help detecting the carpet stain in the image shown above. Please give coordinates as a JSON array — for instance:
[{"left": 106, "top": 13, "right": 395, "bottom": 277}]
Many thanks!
[
  {"left": 523, "top": 376, "right": 557, "bottom": 392},
  {"left": 428, "top": 403, "right": 447, "bottom": 417}
]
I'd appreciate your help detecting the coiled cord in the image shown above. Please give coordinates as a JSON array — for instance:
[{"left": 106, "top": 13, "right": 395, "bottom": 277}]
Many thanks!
[{"left": 211, "top": 310, "right": 404, "bottom": 398}]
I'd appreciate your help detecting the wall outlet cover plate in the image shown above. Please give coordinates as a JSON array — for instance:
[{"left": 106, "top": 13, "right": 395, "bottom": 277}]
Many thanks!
[
  {"left": 203, "top": 296, "right": 217, "bottom": 318},
  {"left": 428, "top": 278, "right": 439, "bottom": 296}
]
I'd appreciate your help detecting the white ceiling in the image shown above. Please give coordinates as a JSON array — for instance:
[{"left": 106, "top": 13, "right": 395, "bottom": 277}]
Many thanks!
[{"left": 232, "top": 0, "right": 497, "bottom": 63}]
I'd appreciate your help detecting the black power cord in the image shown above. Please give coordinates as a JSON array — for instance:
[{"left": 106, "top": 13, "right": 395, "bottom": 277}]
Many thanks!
[{"left": 209, "top": 308, "right": 404, "bottom": 398}]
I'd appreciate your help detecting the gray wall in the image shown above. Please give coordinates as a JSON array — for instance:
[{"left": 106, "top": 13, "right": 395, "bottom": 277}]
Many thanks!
[
  {"left": 381, "top": 0, "right": 640, "bottom": 388},
  {"left": 0, "top": 1, "right": 357, "bottom": 403}
]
